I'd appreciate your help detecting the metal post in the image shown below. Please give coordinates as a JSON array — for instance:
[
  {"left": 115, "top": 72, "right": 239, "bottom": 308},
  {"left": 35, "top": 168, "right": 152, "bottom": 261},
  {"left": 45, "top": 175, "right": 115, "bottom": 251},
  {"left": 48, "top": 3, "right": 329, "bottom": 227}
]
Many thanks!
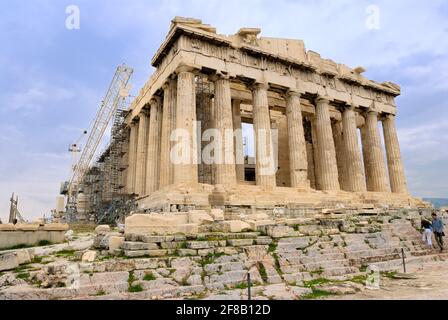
[
  {"left": 247, "top": 272, "right": 251, "bottom": 300},
  {"left": 401, "top": 248, "right": 406, "bottom": 273}
]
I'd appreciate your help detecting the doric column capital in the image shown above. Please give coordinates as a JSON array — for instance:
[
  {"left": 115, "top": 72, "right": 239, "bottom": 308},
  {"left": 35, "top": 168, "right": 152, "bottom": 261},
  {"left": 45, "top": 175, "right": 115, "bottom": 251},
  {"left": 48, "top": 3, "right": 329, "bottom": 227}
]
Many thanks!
[
  {"left": 383, "top": 113, "right": 395, "bottom": 121},
  {"left": 175, "top": 63, "right": 198, "bottom": 75},
  {"left": 162, "top": 81, "right": 170, "bottom": 91},
  {"left": 252, "top": 82, "right": 269, "bottom": 91},
  {"left": 286, "top": 89, "right": 301, "bottom": 99},
  {"left": 209, "top": 72, "right": 230, "bottom": 82},
  {"left": 149, "top": 96, "right": 162, "bottom": 107},
  {"left": 315, "top": 95, "right": 331, "bottom": 105}
]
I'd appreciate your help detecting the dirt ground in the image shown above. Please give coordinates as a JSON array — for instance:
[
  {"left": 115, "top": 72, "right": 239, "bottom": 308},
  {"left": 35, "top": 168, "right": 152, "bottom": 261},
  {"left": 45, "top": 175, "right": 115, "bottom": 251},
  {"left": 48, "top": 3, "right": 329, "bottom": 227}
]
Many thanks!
[{"left": 329, "top": 258, "right": 448, "bottom": 300}]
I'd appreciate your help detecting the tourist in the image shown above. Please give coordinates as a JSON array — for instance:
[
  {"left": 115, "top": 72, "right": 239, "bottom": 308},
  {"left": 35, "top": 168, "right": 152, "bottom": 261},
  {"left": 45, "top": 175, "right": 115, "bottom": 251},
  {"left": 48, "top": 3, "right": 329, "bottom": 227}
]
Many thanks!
[
  {"left": 431, "top": 212, "right": 445, "bottom": 252},
  {"left": 421, "top": 218, "right": 433, "bottom": 248}
]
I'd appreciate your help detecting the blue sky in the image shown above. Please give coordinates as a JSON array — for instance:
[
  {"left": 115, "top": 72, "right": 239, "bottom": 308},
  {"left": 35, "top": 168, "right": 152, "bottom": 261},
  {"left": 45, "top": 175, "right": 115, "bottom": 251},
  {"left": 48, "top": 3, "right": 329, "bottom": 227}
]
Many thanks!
[{"left": 0, "top": 0, "right": 447, "bottom": 221}]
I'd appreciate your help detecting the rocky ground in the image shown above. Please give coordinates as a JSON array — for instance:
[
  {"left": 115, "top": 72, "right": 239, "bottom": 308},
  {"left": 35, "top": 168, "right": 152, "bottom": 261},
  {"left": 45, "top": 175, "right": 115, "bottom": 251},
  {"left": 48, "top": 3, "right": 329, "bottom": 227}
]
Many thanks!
[{"left": 1, "top": 228, "right": 448, "bottom": 300}]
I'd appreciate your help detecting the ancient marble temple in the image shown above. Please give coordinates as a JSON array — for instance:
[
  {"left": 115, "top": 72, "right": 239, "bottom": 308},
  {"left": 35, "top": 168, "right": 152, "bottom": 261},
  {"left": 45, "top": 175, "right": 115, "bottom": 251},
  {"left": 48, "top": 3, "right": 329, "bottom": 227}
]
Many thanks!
[{"left": 117, "top": 17, "right": 423, "bottom": 215}]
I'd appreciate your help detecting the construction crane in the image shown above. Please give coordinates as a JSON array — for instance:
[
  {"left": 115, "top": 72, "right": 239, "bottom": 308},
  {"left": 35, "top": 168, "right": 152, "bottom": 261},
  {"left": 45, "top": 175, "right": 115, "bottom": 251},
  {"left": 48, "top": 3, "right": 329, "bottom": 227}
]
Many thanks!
[
  {"left": 63, "top": 64, "right": 133, "bottom": 221},
  {"left": 9, "top": 192, "right": 26, "bottom": 224}
]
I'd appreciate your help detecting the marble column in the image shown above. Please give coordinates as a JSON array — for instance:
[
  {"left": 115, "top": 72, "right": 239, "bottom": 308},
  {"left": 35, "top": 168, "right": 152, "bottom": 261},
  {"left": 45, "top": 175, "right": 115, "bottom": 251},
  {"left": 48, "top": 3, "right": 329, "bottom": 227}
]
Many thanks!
[
  {"left": 173, "top": 66, "right": 198, "bottom": 184},
  {"left": 159, "top": 78, "right": 176, "bottom": 188},
  {"left": 213, "top": 75, "right": 236, "bottom": 185},
  {"left": 382, "top": 114, "right": 407, "bottom": 193},
  {"left": 314, "top": 95, "right": 340, "bottom": 190},
  {"left": 145, "top": 97, "right": 162, "bottom": 194},
  {"left": 134, "top": 111, "right": 149, "bottom": 196},
  {"left": 332, "top": 120, "right": 348, "bottom": 190},
  {"left": 232, "top": 99, "right": 245, "bottom": 183},
  {"left": 342, "top": 105, "right": 367, "bottom": 192},
  {"left": 362, "top": 111, "right": 389, "bottom": 192},
  {"left": 252, "top": 83, "right": 276, "bottom": 187},
  {"left": 126, "top": 122, "right": 138, "bottom": 194},
  {"left": 285, "top": 91, "right": 308, "bottom": 188}
]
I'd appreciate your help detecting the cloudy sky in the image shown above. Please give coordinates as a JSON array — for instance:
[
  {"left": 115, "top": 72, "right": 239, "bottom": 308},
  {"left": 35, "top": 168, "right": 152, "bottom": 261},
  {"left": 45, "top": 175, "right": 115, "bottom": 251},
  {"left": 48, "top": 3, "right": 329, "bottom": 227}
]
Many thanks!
[{"left": 0, "top": 0, "right": 447, "bottom": 222}]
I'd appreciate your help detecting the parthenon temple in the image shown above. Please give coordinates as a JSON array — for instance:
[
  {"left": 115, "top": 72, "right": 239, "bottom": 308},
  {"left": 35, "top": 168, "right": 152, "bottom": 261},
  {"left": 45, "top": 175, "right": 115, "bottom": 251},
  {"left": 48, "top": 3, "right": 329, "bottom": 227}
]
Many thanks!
[{"left": 78, "top": 17, "right": 425, "bottom": 222}]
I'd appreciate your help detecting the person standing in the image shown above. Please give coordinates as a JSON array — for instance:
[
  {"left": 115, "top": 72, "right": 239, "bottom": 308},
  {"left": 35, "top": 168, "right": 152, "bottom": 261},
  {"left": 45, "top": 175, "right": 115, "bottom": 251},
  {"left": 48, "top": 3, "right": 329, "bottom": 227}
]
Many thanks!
[
  {"left": 431, "top": 212, "right": 445, "bottom": 252},
  {"left": 421, "top": 218, "right": 433, "bottom": 248}
]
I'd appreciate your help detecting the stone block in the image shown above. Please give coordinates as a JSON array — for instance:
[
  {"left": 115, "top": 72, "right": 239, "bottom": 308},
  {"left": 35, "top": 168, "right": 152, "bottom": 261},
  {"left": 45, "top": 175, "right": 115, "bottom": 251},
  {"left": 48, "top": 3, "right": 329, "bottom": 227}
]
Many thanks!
[
  {"left": 267, "top": 225, "right": 299, "bottom": 238},
  {"left": 188, "top": 210, "right": 214, "bottom": 225},
  {"left": 0, "top": 224, "right": 15, "bottom": 231},
  {"left": 255, "top": 237, "right": 272, "bottom": 245},
  {"left": 122, "top": 241, "right": 158, "bottom": 250},
  {"left": 42, "top": 223, "right": 69, "bottom": 231},
  {"left": 108, "top": 236, "right": 125, "bottom": 254},
  {"left": 15, "top": 223, "right": 40, "bottom": 231},
  {"left": 95, "top": 225, "right": 111, "bottom": 235},
  {"left": 186, "top": 241, "right": 211, "bottom": 249},
  {"left": 210, "top": 209, "right": 224, "bottom": 221},
  {"left": 82, "top": 251, "right": 97, "bottom": 262},
  {"left": 177, "top": 249, "right": 198, "bottom": 256},
  {"left": 15, "top": 250, "right": 31, "bottom": 265},
  {"left": 0, "top": 252, "right": 19, "bottom": 271},
  {"left": 227, "top": 239, "right": 254, "bottom": 247},
  {"left": 221, "top": 220, "right": 251, "bottom": 233}
]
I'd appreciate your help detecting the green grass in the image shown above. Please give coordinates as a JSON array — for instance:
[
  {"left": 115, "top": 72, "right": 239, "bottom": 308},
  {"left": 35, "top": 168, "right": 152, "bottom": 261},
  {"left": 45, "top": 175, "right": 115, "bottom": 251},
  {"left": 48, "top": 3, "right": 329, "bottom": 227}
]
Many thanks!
[
  {"left": 268, "top": 241, "right": 278, "bottom": 253},
  {"left": 257, "top": 262, "right": 268, "bottom": 283},
  {"left": 303, "top": 278, "right": 334, "bottom": 288},
  {"left": 200, "top": 252, "right": 225, "bottom": 267},
  {"left": 37, "top": 240, "right": 52, "bottom": 246},
  {"left": 310, "top": 267, "right": 324, "bottom": 276},
  {"left": 234, "top": 281, "right": 249, "bottom": 290},
  {"left": 349, "top": 275, "right": 368, "bottom": 284},
  {"left": 16, "top": 272, "right": 30, "bottom": 280},
  {"left": 359, "top": 265, "right": 368, "bottom": 272},
  {"left": 301, "top": 288, "right": 333, "bottom": 300},
  {"left": 382, "top": 271, "right": 398, "bottom": 279},
  {"left": 54, "top": 250, "right": 76, "bottom": 257},
  {"left": 143, "top": 272, "right": 156, "bottom": 281},
  {"left": 128, "top": 271, "right": 143, "bottom": 293},
  {"left": 272, "top": 253, "right": 283, "bottom": 275},
  {"left": 94, "top": 289, "right": 106, "bottom": 296}
]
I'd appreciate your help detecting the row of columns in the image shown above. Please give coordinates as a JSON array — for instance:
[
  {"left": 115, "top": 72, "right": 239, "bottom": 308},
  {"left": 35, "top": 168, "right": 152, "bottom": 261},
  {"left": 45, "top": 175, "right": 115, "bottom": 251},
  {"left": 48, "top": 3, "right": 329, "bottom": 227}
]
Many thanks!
[{"left": 126, "top": 66, "right": 407, "bottom": 196}]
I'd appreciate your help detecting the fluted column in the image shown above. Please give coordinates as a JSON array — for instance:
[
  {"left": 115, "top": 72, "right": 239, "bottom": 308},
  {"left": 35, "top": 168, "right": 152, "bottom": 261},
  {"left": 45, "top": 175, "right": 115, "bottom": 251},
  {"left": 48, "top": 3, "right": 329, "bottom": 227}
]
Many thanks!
[
  {"left": 252, "top": 83, "right": 276, "bottom": 187},
  {"left": 159, "top": 78, "right": 176, "bottom": 188},
  {"left": 213, "top": 75, "right": 236, "bottom": 185},
  {"left": 126, "top": 122, "right": 138, "bottom": 194},
  {"left": 145, "top": 97, "right": 162, "bottom": 194},
  {"left": 342, "top": 105, "right": 366, "bottom": 192},
  {"left": 332, "top": 120, "right": 348, "bottom": 190},
  {"left": 314, "top": 96, "right": 340, "bottom": 190},
  {"left": 382, "top": 114, "right": 407, "bottom": 193},
  {"left": 362, "top": 111, "right": 389, "bottom": 192},
  {"left": 232, "top": 99, "right": 245, "bottom": 183},
  {"left": 134, "top": 111, "right": 149, "bottom": 196},
  {"left": 173, "top": 66, "right": 198, "bottom": 184},
  {"left": 285, "top": 91, "right": 308, "bottom": 188}
]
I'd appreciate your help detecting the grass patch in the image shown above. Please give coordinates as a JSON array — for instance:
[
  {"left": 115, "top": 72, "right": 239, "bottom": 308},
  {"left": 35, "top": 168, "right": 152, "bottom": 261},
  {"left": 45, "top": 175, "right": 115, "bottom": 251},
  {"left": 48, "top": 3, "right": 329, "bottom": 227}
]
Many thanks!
[
  {"left": 349, "top": 275, "right": 367, "bottom": 284},
  {"left": 200, "top": 252, "right": 225, "bottom": 267},
  {"left": 301, "top": 288, "right": 333, "bottom": 300},
  {"left": 37, "top": 240, "right": 52, "bottom": 246},
  {"left": 359, "top": 265, "right": 368, "bottom": 272},
  {"left": 303, "top": 278, "right": 333, "bottom": 288},
  {"left": 54, "top": 250, "right": 76, "bottom": 257},
  {"left": 143, "top": 272, "right": 156, "bottom": 281},
  {"left": 234, "top": 281, "right": 249, "bottom": 290},
  {"left": 310, "top": 267, "right": 324, "bottom": 276},
  {"left": 272, "top": 253, "right": 283, "bottom": 275},
  {"left": 16, "top": 272, "right": 30, "bottom": 280},
  {"left": 268, "top": 241, "right": 278, "bottom": 253},
  {"left": 257, "top": 262, "right": 268, "bottom": 283},
  {"left": 0, "top": 244, "right": 32, "bottom": 251},
  {"left": 382, "top": 271, "right": 398, "bottom": 279},
  {"left": 94, "top": 289, "right": 106, "bottom": 296},
  {"left": 128, "top": 271, "right": 143, "bottom": 293}
]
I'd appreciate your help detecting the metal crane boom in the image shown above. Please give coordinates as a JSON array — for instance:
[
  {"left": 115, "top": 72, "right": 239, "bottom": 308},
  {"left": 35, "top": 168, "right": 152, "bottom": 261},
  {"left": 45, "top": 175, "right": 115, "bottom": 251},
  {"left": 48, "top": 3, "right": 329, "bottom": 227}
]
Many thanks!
[
  {"left": 66, "top": 65, "right": 133, "bottom": 218},
  {"left": 70, "top": 65, "right": 133, "bottom": 186}
]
